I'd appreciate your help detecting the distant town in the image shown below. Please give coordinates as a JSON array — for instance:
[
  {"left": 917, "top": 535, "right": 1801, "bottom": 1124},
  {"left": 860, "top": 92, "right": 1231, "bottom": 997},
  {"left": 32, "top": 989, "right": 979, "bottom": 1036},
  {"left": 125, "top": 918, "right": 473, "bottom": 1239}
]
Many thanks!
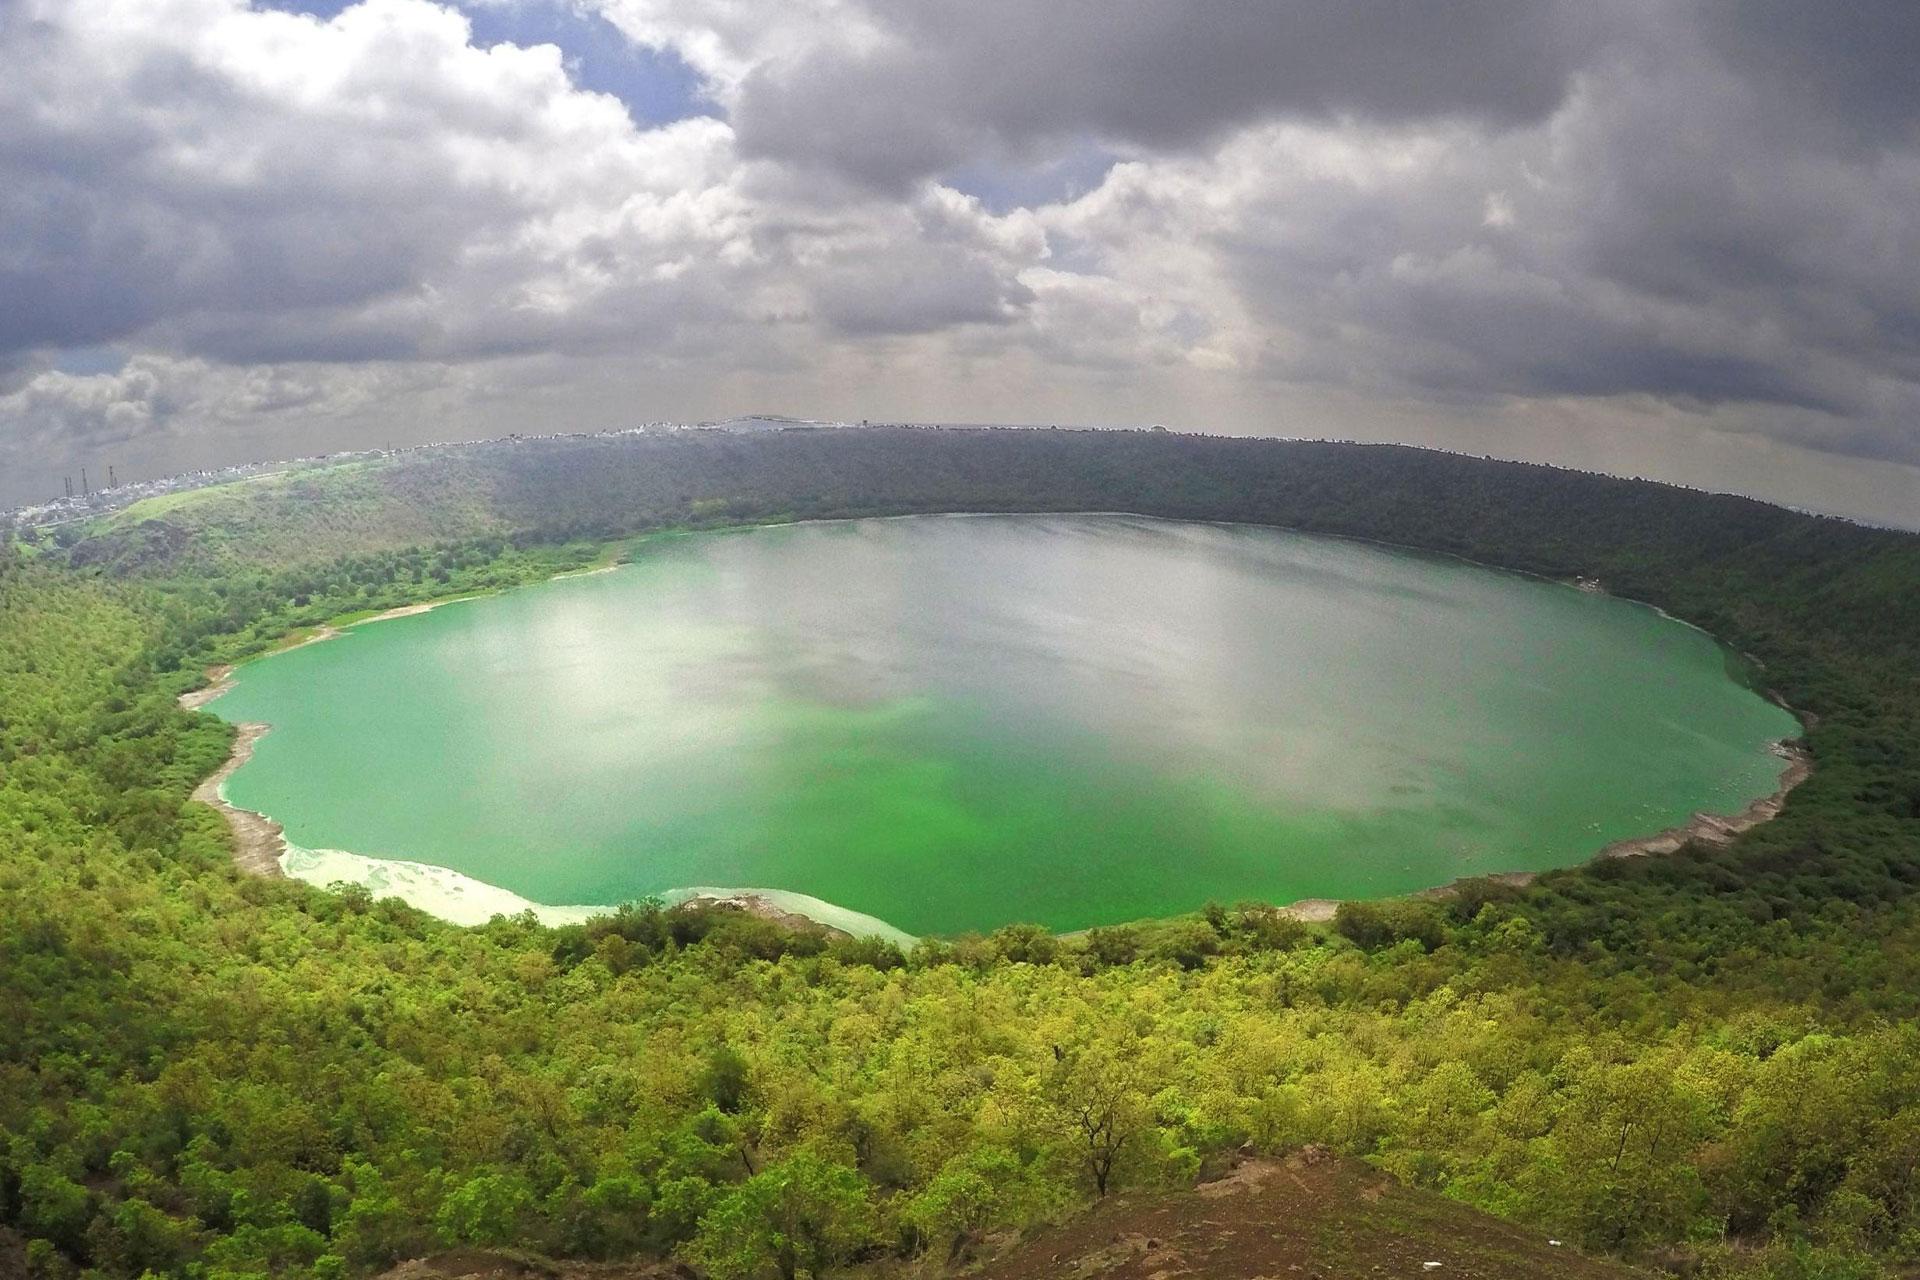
[
  {"left": 4, "top": 416, "right": 1184, "bottom": 535},
  {"left": 1, "top": 417, "right": 852, "bottom": 533}
]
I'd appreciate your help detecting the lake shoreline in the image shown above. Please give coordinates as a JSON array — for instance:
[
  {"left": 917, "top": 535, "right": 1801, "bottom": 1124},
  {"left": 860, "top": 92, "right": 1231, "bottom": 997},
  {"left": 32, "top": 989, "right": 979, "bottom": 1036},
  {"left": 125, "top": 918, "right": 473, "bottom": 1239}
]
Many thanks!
[
  {"left": 1592, "top": 737, "right": 1812, "bottom": 862},
  {"left": 179, "top": 596, "right": 517, "bottom": 715},
  {"left": 177, "top": 597, "right": 541, "bottom": 886},
  {"left": 177, "top": 512, "right": 1815, "bottom": 937},
  {"left": 191, "top": 721, "right": 286, "bottom": 878},
  {"left": 1271, "top": 735, "right": 1816, "bottom": 924},
  {"left": 184, "top": 718, "right": 1814, "bottom": 933}
]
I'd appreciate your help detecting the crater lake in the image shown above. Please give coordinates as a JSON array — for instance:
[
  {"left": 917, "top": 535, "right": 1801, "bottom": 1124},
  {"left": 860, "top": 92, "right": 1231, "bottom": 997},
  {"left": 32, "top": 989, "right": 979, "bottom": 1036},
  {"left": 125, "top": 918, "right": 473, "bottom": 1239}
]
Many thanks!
[{"left": 209, "top": 514, "right": 1800, "bottom": 935}]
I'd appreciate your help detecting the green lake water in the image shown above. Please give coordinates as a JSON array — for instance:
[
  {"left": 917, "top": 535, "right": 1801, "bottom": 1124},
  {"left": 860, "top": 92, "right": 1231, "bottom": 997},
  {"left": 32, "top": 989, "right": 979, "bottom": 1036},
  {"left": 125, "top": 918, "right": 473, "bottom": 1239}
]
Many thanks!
[{"left": 211, "top": 514, "right": 1798, "bottom": 935}]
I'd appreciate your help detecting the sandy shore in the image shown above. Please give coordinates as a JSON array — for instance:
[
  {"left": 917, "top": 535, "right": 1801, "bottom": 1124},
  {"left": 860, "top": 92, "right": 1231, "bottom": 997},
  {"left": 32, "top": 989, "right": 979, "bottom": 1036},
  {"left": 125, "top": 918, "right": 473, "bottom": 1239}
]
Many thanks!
[
  {"left": 175, "top": 600, "right": 467, "bottom": 717},
  {"left": 190, "top": 722, "right": 286, "bottom": 878},
  {"left": 178, "top": 664, "right": 236, "bottom": 710},
  {"left": 358, "top": 601, "right": 444, "bottom": 623}
]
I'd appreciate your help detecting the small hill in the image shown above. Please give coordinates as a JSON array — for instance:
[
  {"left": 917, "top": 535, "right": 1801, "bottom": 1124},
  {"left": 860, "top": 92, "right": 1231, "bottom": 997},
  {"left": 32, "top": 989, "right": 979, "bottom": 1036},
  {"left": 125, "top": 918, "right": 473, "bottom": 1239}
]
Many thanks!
[
  {"left": 974, "top": 1150, "right": 1645, "bottom": 1280},
  {"left": 369, "top": 1154, "right": 1642, "bottom": 1280}
]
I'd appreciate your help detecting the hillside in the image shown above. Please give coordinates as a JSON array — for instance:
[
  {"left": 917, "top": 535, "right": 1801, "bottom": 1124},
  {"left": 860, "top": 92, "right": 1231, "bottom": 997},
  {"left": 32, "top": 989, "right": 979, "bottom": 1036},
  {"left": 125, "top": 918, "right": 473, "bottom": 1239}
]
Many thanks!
[{"left": 4, "top": 430, "right": 1920, "bottom": 1280}]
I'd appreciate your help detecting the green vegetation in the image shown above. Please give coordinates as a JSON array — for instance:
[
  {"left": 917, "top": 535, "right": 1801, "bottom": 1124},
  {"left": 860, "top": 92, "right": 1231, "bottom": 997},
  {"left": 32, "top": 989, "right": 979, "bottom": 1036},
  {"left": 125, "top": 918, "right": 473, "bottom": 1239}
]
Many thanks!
[{"left": 5, "top": 429, "right": 1920, "bottom": 1279}]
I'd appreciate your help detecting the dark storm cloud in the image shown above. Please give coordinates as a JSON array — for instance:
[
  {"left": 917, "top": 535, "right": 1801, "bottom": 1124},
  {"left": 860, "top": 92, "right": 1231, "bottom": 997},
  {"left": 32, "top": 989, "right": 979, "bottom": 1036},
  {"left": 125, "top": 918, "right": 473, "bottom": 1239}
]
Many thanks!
[
  {"left": 1027, "top": 1, "right": 1891, "bottom": 449},
  {"left": 730, "top": 0, "right": 1608, "bottom": 190},
  {"left": 5, "top": 0, "right": 1920, "bottom": 515},
  {"left": 1695, "top": 0, "right": 1920, "bottom": 146},
  {"left": 1526, "top": 46, "right": 1920, "bottom": 425},
  {"left": 702, "top": 0, "right": 1920, "bottom": 453}
]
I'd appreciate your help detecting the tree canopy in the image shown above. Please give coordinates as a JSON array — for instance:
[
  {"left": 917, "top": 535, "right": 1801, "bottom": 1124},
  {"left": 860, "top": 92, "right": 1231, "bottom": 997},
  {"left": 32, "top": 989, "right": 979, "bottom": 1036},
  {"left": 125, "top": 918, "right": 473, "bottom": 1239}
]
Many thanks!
[{"left": 5, "top": 429, "right": 1920, "bottom": 1280}]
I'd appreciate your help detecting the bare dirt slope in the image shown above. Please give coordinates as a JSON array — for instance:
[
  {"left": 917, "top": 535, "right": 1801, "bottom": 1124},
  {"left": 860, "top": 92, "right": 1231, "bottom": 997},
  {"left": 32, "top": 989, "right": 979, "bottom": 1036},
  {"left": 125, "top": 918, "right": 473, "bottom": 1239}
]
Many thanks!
[
  {"left": 0, "top": 1228, "right": 27, "bottom": 1280},
  {"left": 371, "top": 1153, "right": 1643, "bottom": 1280},
  {"left": 377, "top": 1250, "right": 690, "bottom": 1280},
  {"left": 973, "top": 1150, "right": 1645, "bottom": 1280}
]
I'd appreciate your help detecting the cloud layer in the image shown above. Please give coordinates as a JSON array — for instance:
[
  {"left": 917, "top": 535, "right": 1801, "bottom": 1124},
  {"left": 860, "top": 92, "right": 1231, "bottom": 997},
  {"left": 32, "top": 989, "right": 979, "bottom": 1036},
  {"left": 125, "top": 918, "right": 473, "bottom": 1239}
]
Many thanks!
[{"left": 2, "top": 0, "right": 1918, "bottom": 521}]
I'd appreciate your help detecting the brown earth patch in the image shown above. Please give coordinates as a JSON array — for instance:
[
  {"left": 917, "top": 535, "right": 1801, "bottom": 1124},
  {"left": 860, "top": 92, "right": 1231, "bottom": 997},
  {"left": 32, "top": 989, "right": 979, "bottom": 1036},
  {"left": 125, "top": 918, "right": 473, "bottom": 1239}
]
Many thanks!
[
  {"left": 973, "top": 1150, "right": 1645, "bottom": 1280},
  {"left": 377, "top": 1250, "right": 692, "bottom": 1280},
  {"left": 0, "top": 1227, "right": 27, "bottom": 1280},
  {"left": 679, "top": 892, "right": 853, "bottom": 940}
]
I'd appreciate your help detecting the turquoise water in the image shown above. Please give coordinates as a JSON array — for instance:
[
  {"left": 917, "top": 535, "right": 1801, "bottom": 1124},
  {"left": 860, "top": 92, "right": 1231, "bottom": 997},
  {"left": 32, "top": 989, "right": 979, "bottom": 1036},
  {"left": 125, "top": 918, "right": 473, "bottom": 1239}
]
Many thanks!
[{"left": 212, "top": 515, "right": 1798, "bottom": 934}]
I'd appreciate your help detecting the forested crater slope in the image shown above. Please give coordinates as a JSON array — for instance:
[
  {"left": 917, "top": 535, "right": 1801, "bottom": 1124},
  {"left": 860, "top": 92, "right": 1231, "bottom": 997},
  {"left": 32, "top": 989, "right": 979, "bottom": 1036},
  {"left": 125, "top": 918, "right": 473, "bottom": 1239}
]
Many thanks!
[{"left": 6, "top": 429, "right": 1920, "bottom": 1280}]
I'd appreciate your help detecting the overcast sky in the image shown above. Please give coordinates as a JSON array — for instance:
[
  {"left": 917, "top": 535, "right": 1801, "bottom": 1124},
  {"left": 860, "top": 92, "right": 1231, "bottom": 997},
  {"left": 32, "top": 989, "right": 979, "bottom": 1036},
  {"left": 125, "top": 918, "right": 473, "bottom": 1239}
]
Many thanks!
[{"left": 4, "top": 0, "right": 1919, "bottom": 524}]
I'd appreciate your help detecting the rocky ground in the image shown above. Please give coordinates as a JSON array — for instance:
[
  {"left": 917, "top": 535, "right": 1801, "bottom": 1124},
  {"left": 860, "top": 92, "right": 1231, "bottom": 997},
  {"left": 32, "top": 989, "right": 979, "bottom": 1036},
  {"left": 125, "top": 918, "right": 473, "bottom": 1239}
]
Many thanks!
[
  {"left": 369, "top": 1151, "right": 1643, "bottom": 1280},
  {"left": 972, "top": 1148, "right": 1642, "bottom": 1280}
]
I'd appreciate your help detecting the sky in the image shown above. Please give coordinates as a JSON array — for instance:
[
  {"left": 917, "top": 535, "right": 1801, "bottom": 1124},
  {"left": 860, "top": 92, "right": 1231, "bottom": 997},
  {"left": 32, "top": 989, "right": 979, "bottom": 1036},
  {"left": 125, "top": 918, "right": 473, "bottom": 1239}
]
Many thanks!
[{"left": 3, "top": 0, "right": 1919, "bottom": 526}]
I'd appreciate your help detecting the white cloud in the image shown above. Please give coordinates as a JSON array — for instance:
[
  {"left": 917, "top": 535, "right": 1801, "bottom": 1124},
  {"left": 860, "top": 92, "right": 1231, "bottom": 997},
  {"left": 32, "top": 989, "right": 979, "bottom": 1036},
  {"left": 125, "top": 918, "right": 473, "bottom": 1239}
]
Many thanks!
[{"left": 2, "top": 0, "right": 1918, "bottom": 521}]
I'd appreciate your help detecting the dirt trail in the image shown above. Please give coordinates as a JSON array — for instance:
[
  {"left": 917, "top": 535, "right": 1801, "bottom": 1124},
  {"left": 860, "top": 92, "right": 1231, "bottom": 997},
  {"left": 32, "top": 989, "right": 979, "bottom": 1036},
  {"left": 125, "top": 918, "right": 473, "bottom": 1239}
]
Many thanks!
[{"left": 377, "top": 1251, "right": 685, "bottom": 1280}]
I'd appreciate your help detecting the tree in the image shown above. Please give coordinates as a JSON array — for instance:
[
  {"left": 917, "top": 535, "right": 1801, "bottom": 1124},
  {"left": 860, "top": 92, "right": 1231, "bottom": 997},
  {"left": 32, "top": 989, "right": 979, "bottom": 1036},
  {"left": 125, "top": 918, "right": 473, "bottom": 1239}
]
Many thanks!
[
  {"left": 435, "top": 1172, "right": 534, "bottom": 1248},
  {"left": 903, "top": 1148, "right": 1022, "bottom": 1261},
  {"left": 1049, "top": 1043, "right": 1153, "bottom": 1198},
  {"left": 17, "top": 1164, "right": 91, "bottom": 1255},
  {"left": 700, "top": 1045, "right": 752, "bottom": 1115},
  {"left": 333, "top": 1159, "right": 421, "bottom": 1270},
  {"left": 686, "top": 1151, "right": 872, "bottom": 1280},
  {"left": 1548, "top": 1057, "right": 1712, "bottom": 1250}
]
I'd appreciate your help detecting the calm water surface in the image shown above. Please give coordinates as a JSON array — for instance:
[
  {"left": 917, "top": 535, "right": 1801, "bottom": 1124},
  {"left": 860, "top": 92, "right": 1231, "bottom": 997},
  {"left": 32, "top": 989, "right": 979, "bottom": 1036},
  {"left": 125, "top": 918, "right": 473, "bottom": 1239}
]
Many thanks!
[{"left": 213, "top": 515, "right": 1797, "bottom": 934}]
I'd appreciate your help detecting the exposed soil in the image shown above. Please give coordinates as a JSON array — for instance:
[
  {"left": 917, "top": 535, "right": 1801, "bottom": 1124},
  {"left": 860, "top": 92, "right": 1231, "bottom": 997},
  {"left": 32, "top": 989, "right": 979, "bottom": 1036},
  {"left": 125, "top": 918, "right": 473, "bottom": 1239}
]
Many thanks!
[
  {"left": 377, "top": 1250, "right": 691, "bottom": 1280},
  {"left": 679, "top": 892, "right": 853, "bottom": 940},
  {"left": 368, "top": 1153, "right": 1642, "bottom": 1280},
  {"left": 973, "top": 1149, "right": 1645, "bottom": 1280},
  {"left": 0, "top": 1227, "right": 27, "bottom": 1280},
  {"left": 190, "top": 721, "right": 286, "bottom": 877}
]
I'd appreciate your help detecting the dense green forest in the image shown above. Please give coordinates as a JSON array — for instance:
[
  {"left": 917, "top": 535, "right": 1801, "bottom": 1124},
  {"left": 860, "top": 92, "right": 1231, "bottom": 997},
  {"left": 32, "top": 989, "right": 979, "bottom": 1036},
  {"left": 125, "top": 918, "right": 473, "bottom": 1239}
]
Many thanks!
[{"left": 6, "top": 429, "right": 1920, "bottom": 1280}]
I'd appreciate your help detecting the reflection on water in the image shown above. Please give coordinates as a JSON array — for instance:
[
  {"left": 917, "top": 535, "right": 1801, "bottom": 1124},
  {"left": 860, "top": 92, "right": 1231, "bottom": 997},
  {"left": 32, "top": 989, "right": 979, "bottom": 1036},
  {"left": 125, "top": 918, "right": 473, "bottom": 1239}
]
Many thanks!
[{"left": 214, "top": 514, "right": 1799, "bottom": 934}]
